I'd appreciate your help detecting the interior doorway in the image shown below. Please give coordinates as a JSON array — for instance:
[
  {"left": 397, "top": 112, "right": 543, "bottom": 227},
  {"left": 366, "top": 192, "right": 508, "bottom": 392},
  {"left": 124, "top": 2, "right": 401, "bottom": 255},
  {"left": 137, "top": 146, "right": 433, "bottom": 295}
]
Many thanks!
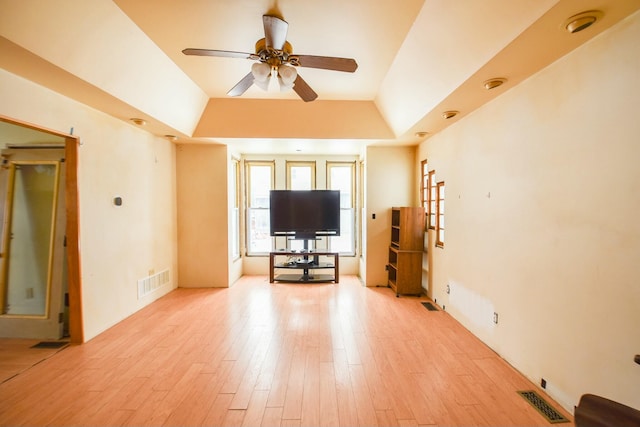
[{"left": 0, "top": 116, "right": 83, "bottom": 343}]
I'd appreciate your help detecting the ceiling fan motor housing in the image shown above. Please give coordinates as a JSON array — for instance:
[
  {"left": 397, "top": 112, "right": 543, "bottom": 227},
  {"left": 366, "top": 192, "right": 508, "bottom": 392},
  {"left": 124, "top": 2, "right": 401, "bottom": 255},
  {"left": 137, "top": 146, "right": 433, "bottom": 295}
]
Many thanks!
[{"left": 255, "top": 39, "right": 297, "bottom": 67}]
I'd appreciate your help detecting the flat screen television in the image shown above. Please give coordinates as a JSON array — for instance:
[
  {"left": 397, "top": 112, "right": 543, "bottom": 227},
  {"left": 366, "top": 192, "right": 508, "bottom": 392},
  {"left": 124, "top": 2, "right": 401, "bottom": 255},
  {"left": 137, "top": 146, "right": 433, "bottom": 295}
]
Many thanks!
[{"left": 270, "top": 190, "right": 340, "bottom": 239}]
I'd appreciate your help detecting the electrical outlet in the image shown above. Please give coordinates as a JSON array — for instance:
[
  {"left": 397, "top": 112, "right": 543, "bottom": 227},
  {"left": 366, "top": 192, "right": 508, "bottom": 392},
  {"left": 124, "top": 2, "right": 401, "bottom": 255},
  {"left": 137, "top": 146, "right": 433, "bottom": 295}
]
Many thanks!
[
  {"left": 446, "top": 284, "right": 450, "bottom": 294},
  {"left": 541, "top": 378, "right": 547, "bottom": 389},
  {"left": 493, "top": 312, "right": 499, "bottom": 324}
]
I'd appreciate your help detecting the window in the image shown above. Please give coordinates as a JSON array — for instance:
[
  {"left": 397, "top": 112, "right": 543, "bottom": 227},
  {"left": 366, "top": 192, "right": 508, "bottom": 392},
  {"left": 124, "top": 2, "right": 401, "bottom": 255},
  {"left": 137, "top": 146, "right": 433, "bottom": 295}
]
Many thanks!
[
  {"left": 231, "top": 158, "right": 240, "bottom": 259},
  {"left": 246, "top": 161, "right": 274, "bottom": 255},
  {"left": 420, "top": 160, "right": 428, "bottom": 229},
  {"left": 436, "top": 181, "right": 445, "bottom": 248},
  {"left": 428, "top": 170, "right": 436, "bottom": 229},
  {"left": 286, "top": 161, "right": 316, "bottom": 190},
  {"left": 287, "top": 161, "right": 315, "bottom": 251},
  {"left": 327, "top": 162, "right": 355, "bottom": 255},
  {"left": 359, "top": 160, "right": 364, "bottom": 258}
]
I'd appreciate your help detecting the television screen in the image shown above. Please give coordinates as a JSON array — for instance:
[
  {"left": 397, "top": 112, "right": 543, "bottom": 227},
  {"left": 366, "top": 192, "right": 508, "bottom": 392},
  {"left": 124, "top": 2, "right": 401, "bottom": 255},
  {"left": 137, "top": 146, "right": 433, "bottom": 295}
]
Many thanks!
[{"left": 270, "top": 190, "right": 341, "bottom": 238}]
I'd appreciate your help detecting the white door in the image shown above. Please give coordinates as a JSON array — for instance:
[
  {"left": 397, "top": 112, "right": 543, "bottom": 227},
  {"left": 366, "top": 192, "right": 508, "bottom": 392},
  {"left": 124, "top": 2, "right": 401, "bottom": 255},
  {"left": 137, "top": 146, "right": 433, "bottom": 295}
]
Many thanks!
[{"left": 0, "top": 148, "right": 66, "bottom": 339}]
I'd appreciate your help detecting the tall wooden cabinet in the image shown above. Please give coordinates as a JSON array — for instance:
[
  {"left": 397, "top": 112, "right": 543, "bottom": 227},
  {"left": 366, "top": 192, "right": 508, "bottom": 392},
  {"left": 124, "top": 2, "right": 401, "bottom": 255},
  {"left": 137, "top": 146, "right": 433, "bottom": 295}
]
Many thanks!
[{"left": 387, "top": 207, "right": 425, "bottom": 296}]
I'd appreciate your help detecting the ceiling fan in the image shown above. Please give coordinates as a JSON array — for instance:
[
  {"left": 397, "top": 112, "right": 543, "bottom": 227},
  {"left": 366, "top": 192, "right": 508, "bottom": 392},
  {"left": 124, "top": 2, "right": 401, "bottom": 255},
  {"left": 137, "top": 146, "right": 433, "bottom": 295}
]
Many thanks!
[{"left": 182, "top": 14, "right": 358, "bottom": 102}]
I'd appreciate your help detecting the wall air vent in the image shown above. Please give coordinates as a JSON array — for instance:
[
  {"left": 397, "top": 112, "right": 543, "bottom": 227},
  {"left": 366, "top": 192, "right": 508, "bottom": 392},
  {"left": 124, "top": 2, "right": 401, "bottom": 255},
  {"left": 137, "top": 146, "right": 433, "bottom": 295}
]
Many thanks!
[{"left": 137, "top": 269, "right": 170, "bottom": 299}]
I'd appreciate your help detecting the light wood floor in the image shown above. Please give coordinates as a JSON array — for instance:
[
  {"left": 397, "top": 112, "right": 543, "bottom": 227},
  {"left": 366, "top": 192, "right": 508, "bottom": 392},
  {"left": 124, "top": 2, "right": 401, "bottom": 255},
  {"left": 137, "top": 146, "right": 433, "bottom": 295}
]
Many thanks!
[
  {"left": 0, "top": 275, "right": 573, "bottom": 426},
  {"left": 0, "top": 339, "right": 69, "bottom": 384}
]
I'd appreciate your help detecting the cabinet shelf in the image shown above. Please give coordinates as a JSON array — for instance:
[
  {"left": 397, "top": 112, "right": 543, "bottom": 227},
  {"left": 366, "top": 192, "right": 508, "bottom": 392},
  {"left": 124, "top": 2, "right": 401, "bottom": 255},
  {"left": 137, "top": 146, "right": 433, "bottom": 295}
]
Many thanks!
[
  {"left": 270, "top": 251, "right": 339, "bottom": 284},
  {"left": 387, "top": 207, "right": 425, "bottom": 297},
  {"left": 274, "top": 262, "right": 335, "bottom": 269}
]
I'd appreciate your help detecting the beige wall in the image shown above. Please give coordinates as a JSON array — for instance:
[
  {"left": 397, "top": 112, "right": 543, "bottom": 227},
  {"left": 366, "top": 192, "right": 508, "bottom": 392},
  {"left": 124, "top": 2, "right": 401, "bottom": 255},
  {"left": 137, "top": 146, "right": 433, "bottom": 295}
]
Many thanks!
[
  {"left": 0, "top": 69, "right": 179, "bottom": 341},
  {"left": 418, "top": 11, "right": 640, "bottom": 411},
  {"left": 364, "top": 145, "right": 418, "bottom": 287},
  {"left": 176, "top": 144, "right": 230, "bottom": 287}
]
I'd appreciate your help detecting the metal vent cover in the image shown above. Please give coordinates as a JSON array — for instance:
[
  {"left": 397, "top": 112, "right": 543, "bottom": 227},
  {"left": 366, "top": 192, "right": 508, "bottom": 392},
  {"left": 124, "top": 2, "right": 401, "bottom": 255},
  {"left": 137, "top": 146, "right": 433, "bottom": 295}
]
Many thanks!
[
  {"left": 517, "top": 390, "right": 569, "bottom": 423},
  {"left": 421, "top": 302, "right": 439, "bottom": 311}
]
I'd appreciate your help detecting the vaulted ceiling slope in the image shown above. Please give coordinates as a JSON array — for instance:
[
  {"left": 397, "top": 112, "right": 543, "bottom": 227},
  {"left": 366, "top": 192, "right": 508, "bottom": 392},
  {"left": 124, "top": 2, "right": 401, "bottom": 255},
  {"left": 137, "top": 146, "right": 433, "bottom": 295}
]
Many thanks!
[{"left": 1, "top": 0, "right": 638, "bottom": 153}]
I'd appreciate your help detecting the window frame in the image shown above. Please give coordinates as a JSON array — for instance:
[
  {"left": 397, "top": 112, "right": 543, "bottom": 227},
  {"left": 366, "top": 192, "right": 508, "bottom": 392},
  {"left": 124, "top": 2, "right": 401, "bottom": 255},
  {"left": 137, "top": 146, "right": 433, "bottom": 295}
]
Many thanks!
[
  {"left": 245, "top": 160, "right": 275, "bottom": 256},
  {"left": 286, "top": 161, "right": 316, "bottom": 190},
  {"left": 327, "top": 161, "right": 356, "bottom": 256},
  {"left": 428, "top": 170, "right": 437, "bottom": 230},
  {"left": 435, "top": 180, "right": 445, "bottom": 248},
  {"left": 420, "top": 160, "right": 429, "bottom": 230},
  {"left": 231, "top": 158, "right": 241, "bottom": 260},
  {"left": 286, "top": 161, "right": 316, "bottom": 251}
]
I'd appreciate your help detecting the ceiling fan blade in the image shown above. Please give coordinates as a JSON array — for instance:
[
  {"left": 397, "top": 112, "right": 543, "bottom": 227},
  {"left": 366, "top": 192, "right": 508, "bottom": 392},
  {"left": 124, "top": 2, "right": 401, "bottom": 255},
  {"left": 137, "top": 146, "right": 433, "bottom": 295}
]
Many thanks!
[
  {"left": 227, "top": 72, "right": 255, "bottom": 97},
  {"left": 295, "top": 55, "right": 358, "bottom": 73},
  {"left": 293, "top": 74, "right": 318, "bottom": 102},
  {"left": 263, "top": 15, "right": 288, "bottom": 50},
  {"left": 182, "top": 48, "right": 254, "bottom": 59}
]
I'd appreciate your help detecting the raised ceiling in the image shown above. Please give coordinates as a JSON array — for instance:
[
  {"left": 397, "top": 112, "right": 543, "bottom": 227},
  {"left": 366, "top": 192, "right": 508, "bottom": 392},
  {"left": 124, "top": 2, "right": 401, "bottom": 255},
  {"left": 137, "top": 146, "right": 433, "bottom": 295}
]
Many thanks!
[{"left": 1, "top": 0, "right": 639, "bottom": 154}]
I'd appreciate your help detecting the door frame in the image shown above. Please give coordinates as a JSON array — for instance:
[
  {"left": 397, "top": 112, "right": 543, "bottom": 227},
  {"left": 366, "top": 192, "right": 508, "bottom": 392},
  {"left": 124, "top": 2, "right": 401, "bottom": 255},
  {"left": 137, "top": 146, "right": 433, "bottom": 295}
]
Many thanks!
[{"left": 0, "top": 115, "right": 83, "bottom": 343}]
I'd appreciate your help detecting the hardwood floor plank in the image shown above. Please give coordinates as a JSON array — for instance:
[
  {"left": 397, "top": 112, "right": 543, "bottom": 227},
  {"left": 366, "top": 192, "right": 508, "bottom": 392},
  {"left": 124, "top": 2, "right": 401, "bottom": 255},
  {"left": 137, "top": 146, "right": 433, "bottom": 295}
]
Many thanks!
[
  {"left": 222, "top": 409, "right": 246, "bottom": 427},
  {"left": 332, "top": 347, "right": 360, "bottom": 427},
  {"left": 265, "top": 332, "right": 296, "bottom": 407},
  {"left": 0, "top": 276, "right": 574, "bottom": 427},
  {"left": 241, "top": 390, "right": 269, "bottom": 427},
  {"left": 301, "top": 346, "right": 321, "bottom": 426},
  {"left": 261, "top": 406, "right": 283, "bottom": 427},
  {"left": 201, "top": 392, "right": 234, "bottom": 426},
  {"left": 229, "top": 328, "right": 274, "bottom": 409},
  {"left": 281, "top": 339, "right": 306, "bottom": 420},
  {"left": 353, "top": 331, "right": 391, "bottom": 410},
  {"left": 376, "top": 409, "right": 400, "bottom": 427},
  {"left": 318, "top": 361, "right": 339, "bottom": 427},
  {"left": 349, "top": 363, "right": 379, "bottom": 426}
]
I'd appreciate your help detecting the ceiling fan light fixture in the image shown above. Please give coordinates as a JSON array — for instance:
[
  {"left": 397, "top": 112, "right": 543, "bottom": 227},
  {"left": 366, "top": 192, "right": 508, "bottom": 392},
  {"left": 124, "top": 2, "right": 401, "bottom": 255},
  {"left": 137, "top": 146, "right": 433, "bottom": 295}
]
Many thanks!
[
  {"left": 251, "top": 62, "right": 271, "bottom": 81},
  {"left": 279, "top": 65, "right": 297, "bottom": 85},
  {"left": 278, "top": 64, "right": 297, "bottom": 91},
  {"left": 251, "top": 62, "right": 272, "bottom": 91},
  {"left": 254, "top": 78, "right": 270, "bottom": 91}
]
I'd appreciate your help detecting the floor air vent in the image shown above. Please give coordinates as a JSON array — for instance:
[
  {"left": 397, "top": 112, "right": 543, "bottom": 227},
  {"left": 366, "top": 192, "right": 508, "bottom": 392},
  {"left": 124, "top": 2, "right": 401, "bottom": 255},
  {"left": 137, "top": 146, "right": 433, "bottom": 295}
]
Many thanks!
[
  {"left": 32, "top": 341, "right": 69, "bottom": 349},
  {"left": 517, "top": 390, "right": 569, "bottom": 423},
  {"left": 137, "top": 269, "right": 170, "bottom": 299},
  {"left": 421, "top": 302, "right": 439, "bottom": 311}
]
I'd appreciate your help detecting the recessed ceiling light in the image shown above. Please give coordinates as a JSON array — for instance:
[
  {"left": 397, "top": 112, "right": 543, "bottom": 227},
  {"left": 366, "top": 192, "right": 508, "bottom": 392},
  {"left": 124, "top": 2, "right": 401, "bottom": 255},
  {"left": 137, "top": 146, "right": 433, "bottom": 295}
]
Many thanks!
[
  {"left": 483, "top": 78, "right": 507, "bottom": 90},
  {"left": 164, "top": 135, "right": 178, "bottom": 142},
  {"left": 415, "top": 131, "right": 429, "bottom": 138},
  {"left": 564, "top": 11, "right": 603, "bottom": 34},
  {"left": 442, "top": 111, "right": 459, "bottom": 119},
  {"left": 130, "top": 118, "right": 146, "bottom": 126}
]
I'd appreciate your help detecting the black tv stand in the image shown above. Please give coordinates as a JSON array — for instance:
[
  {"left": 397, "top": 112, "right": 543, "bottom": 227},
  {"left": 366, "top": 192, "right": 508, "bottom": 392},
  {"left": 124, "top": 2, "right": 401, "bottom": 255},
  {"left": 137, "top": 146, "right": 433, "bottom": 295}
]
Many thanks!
[{"left": 269, "top": 249, "right": 339, "bottom": 284}]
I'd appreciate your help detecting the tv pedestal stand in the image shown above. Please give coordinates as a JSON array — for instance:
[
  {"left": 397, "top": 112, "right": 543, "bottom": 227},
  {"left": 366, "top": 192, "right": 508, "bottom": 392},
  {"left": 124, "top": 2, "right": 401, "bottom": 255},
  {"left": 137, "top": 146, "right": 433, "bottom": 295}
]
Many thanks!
[{"left": 269, "top": 240, "right": 339, "bottom": 284}]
